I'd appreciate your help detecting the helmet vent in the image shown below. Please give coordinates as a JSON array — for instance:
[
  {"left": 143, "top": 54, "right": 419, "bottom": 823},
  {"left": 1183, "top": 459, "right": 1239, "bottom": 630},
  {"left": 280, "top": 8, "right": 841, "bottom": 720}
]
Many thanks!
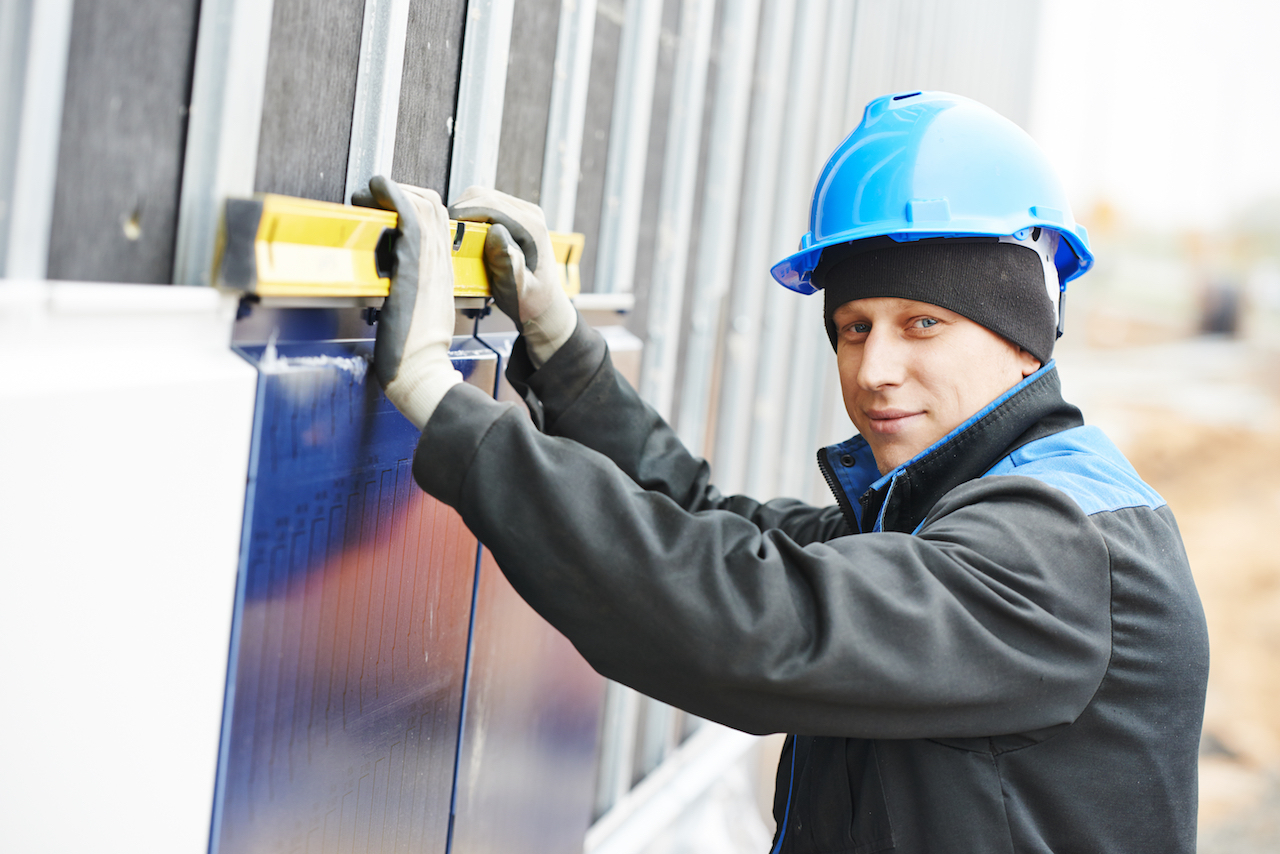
[{"left": 892, "top": 91, "right": 922, "bottom": 100}]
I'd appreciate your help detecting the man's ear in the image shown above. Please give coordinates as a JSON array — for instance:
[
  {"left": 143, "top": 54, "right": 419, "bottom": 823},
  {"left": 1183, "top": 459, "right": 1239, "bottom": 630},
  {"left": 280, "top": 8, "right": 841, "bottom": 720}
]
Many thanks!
[{"left": 1018, "top": 348, "right": 1042, "bottom": 377}]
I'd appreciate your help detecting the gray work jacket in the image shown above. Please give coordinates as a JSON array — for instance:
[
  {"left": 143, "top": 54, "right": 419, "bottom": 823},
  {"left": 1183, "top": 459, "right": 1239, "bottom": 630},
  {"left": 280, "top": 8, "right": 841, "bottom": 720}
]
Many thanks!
[{"left": 414, "top": 318, "right": 1209, "bottom": 853}]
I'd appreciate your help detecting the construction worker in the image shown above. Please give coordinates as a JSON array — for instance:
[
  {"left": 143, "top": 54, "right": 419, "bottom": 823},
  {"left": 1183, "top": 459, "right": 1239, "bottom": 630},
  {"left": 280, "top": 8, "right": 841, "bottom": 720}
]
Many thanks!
[{"left": 358, "top": 91, "right": 1209, "bottom": 853}]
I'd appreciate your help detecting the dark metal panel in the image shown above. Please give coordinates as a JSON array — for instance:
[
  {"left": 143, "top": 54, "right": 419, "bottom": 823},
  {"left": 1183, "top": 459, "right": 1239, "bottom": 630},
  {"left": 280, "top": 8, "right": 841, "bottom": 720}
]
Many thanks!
[
  {"left": 391, "top": 0, "right": 468, "bottom": 194},
  {"left": 45, "top": 0, "right": 199, "bottom": 283},
  {"left": 493, "top": 0, "right": 562, "bottom": 202},
  {"left": 450, "top": 332, "right": 606, "bottom": 854},
  {"left": 212, "top": 337, "right": 497, "bottom": 854},
  {"left": 572, "top": 0, "right": 624, "bottom": 293},
  {"left": 254, "top": 0, "right": 365, "bottom": 202}
]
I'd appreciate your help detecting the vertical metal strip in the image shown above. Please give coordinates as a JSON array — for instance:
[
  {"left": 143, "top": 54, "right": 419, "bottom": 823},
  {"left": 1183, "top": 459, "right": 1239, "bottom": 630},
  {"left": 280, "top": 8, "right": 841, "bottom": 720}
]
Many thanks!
[
  {"left": 593, "top": 1, "right": 663, "bottom": 295},
  {"left": 778, "top": 0, "right": 855, "bottom": 501},
  {"left": 541, "top": 0, "right": 599, "bottom": 231},
  {"left": 0, "top": 0, "right": 33, "bottom": 276},
  {"left": 588, "top": 0, "right": 665, "bottom": 821},
  {"left": 674, "top": 0, "right": 763, "bottom": 456},
  {"left": 744, "top": 0, "right": 828, "bottom": 499},
  {"left": 1, "top": 0, "right": 73, "bottom": 279},
  {"left": 344, "top": 0, "right": 412, "bottom": 202},
  {"left": 173, "top": 0, "right": 276, "bottom": 286},
  {"left": 711, "top": 0, "right": 797, "bottom": 494},
  {"left": 593, "top": 681, "right": 642, "bottom": 818},
  {"left": 638, "top": 0, "right": 716, "bottom": 418},
  {"left": 607, "top": 0, "right": 727, "bottom": 783},
  {"left": 448, "top": 0, "right": 516, "bottom": 200}
]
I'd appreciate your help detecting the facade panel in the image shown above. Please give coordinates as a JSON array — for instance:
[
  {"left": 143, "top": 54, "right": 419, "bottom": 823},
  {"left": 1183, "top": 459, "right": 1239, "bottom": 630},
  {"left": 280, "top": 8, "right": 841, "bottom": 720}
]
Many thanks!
[
  {"left": 46, "top": 0, "right": 200, "bottom": 283},
  {"left": 494, "top": 0, "right": 562, "bottom": 202},
  {"left": 392, "top": 0, "right": 468, "bottom": 194},
  {"left": 254, "top": 0, "right": 364, "bottom": 201}
]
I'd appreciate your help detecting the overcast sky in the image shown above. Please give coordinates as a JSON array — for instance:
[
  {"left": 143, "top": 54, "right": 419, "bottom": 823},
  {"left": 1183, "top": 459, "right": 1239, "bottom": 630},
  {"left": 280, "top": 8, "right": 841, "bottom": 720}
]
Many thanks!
[{"left": 1030, "top": 0, "right": 1280, "bottom": 232}]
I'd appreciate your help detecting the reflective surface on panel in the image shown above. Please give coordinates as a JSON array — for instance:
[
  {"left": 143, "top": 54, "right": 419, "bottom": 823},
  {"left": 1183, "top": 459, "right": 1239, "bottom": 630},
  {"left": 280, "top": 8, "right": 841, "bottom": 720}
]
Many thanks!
[
  {"left": 212, "top": 337, "right": 497, "bottom": 854},
  {"left": 450, "top": 332, "right": 607, "bottom": 854}
]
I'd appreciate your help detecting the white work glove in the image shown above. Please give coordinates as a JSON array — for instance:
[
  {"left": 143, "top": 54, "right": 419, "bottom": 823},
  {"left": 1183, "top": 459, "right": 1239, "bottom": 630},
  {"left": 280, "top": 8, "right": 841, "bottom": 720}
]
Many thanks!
[
  {"left": 354, "top": 176, "right": 462, "bottom": 431},
  {"left": 449, "top": 186, "right": 577, "bottom": 367}
]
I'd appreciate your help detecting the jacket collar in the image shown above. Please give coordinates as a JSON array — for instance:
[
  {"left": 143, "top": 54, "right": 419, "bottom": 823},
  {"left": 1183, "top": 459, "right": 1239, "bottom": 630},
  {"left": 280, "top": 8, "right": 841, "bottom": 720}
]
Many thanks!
[{"left": 818, "top": 362, "right": 1084, "bottom": 535}]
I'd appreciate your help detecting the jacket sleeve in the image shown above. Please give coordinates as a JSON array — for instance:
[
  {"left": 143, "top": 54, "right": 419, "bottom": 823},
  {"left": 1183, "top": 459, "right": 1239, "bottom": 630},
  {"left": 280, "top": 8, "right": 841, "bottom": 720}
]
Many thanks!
[
  {"left": 500, "top": 317, "right": 848, "bottom": 545},
  {"left": 414, "top": 342, "right": 1112, "bottom": 740}
]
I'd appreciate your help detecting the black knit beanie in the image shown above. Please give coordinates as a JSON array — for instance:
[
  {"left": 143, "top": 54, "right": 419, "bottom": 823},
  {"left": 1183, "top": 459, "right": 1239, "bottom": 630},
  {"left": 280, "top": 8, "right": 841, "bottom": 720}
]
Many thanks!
[{"left": 816, "top": 238, "right": 1056, "bottom": 364}]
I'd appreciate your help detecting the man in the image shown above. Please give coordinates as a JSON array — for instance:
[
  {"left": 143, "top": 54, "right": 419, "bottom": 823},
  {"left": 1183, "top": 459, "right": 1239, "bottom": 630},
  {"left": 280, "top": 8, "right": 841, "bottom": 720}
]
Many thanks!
[{"left": 358, "top": 92, "right": 1209, "bottom": 853}]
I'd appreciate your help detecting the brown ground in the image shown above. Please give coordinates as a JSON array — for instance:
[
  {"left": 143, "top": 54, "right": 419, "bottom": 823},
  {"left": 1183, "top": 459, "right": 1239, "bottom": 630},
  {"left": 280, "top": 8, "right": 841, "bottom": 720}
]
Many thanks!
[{"left": 1108, "top": 374, "right": 1280, "bottom": 849}]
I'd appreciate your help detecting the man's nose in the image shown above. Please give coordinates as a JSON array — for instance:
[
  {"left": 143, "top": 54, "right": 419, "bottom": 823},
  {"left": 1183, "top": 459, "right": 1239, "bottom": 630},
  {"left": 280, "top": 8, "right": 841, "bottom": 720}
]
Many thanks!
[{"left": 856, "top": 328, "right": 906, "bottom": 390}]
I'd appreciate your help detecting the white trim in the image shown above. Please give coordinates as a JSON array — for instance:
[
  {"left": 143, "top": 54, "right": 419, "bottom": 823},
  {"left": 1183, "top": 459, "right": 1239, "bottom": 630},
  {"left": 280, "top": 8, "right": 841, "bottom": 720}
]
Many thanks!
[{"left": 572, "top": 291, "right": 635, "bottom": 313}]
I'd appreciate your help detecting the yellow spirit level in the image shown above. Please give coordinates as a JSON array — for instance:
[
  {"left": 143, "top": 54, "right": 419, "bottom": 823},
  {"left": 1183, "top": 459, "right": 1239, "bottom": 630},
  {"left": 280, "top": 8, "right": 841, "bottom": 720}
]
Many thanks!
[{"left": 214, "top": 193, "right": 584, "bottom": 300}]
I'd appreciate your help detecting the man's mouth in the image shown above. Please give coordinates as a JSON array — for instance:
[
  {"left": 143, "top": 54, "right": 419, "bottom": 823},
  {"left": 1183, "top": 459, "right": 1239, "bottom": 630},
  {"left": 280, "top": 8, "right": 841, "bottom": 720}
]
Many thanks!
[{"left": 865, "top": 409, "right": 923, "bottom": 434}]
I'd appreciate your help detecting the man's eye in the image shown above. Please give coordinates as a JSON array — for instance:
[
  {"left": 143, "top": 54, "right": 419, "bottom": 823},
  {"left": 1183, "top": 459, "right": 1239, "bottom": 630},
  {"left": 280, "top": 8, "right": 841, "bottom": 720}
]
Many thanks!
[
  {"left": 915, "top": 317, "right": 939, "bottom": 329},
  {"left": 847, "top": 322, "right": 871, "bottom": 334}
]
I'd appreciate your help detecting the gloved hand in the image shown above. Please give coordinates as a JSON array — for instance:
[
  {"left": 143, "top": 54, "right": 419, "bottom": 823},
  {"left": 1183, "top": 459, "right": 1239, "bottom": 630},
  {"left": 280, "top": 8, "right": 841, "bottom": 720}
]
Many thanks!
[
  {"left": 449, "top": 186, "right": 577, "bottom": 367},
  {"left": 354, "top": 176, "right": 461, "bottom": 431}
]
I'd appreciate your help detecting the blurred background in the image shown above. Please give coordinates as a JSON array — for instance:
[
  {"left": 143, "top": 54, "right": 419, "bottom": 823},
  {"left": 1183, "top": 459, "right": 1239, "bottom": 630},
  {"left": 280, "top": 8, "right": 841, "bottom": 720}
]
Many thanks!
[
  {"left": 1035, "top": 3, "right": 1280, "bottom": 848},
  {"left": 2, "top": 0, "right": 1277, "bottom": 852}
]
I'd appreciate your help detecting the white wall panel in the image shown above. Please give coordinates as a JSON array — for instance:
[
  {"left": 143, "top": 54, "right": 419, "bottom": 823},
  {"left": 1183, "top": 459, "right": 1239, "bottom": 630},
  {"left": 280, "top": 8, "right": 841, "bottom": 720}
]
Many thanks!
[{"left": 0, "top": 283, "right": 258, "bottom": 854}]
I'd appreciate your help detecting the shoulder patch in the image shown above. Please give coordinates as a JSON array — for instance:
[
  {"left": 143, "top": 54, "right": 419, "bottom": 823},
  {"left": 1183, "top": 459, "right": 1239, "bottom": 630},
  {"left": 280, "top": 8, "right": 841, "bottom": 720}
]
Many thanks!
[{"left": 984, "top": 426, "right": 1166, "bottom": 515}]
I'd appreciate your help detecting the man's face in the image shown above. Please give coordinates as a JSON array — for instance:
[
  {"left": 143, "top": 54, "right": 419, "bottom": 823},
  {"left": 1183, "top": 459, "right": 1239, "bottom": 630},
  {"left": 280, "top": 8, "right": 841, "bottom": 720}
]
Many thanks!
[{"left": 833, "top": 297, "right": 1042, "bottom": 475}]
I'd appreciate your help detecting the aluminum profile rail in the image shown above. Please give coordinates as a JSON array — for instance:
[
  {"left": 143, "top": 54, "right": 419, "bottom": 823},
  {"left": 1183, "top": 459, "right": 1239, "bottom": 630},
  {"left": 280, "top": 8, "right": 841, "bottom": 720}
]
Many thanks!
[
  {"left": 633, "top": 0, "right": 718, "bottom": 785},
  {"left": 593, "top": 681, "right": 643, "bottom": 819},
  {"left": 712, "top": 0, "right": 797, "bottom": 495},
  {"left": 778, "top": 0, "right": 856, "bottom": 502},
  {"left": 0, "top": 0, "right": 29, "bottom": 273},
  {"left": 173, "top": 0, "right": 276, "bottom": 287},
  {"left": 590, "top": 0, "right": 666, "bottom": 822},
  {"left": 0, "top": 0, "right": 73, "bottom": 279},
  {"left": 674, "top": 0, "right": 764, "bottom": 458},
  {"left": 592, "top": 0, "right": 663, "bottom": 295},
  {"left": 744, "top": 0, "right": 829, "bottom": 500},
  {"left": 449, "top": 0, "right": 515, "bottom": 199},
  {"left": 344, "top": 0, "right": 412, "bottom": 202},
  {"left": 540, "top": 0, "right": 599, "bottom": 231},
  {"left": 638, "top": 0, "right": 715, "bottom": 426}
]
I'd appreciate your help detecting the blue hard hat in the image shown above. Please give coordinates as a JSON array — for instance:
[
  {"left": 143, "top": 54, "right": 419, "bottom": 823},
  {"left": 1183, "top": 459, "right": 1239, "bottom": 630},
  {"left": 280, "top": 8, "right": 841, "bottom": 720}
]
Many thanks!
[{"left": 771, "top": 91, "right": 1094, "bottom": 295}]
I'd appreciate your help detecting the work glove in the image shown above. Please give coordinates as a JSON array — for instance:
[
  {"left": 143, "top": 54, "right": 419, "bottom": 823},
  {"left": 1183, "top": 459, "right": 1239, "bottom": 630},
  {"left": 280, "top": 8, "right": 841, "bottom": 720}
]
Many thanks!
[
  {"left": 354, "top": 176, "right": 462, "bottom": 431},
  {"left": 449, "top": 186, "right": 577, "bottom": 367}
]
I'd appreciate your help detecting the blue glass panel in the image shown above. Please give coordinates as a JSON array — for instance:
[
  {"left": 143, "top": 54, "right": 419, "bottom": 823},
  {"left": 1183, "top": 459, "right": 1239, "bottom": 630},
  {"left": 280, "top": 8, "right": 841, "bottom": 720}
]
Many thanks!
[
  {"left": 450, "top": 332, "right": 606, "bottom": 854},
  {"left": 212, "top": 338, "right": 497, "bottom": 854}
]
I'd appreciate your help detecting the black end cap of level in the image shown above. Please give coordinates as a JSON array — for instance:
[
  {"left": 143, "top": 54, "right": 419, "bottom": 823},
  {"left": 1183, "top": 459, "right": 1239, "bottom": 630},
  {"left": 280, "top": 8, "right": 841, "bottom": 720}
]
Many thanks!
[{"left": 217, "top": 197, "right": 264, "bottom": 290}]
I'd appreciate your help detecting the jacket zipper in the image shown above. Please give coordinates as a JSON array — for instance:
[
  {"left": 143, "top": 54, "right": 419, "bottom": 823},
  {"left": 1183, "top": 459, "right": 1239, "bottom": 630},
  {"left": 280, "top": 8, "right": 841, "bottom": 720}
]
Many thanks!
[{"left": 816, "top": 448, "right": 861, "bottom": 534}]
